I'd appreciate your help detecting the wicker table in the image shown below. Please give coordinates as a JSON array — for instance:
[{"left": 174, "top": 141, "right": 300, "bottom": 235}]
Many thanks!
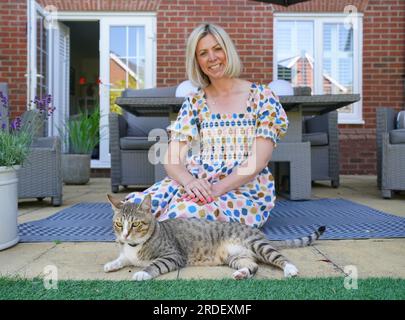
[{"left": 116, "top": 94, "right": 360, "bottom": 200}]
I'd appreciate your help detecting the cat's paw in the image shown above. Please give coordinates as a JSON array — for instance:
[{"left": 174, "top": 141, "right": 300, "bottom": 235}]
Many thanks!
[
  {"left": 284, "top": 263, "right": 299, "bottom": 278},
  {"left": 232, "top": 268, "right": 252, "bottom": 280},
  {"left": 104, "top": 261, "right": 121, "bottom": 273},
  {"left": 132, "top": 271, "right": 153, "bottom": 281}
]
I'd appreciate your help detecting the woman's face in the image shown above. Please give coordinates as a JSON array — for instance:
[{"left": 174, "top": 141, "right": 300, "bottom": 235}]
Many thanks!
[{"left": 196, "top": 34, "right": 227, "bottom": 81}]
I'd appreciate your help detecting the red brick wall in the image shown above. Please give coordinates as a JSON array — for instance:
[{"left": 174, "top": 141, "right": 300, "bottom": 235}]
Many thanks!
[
  {"left": 1, "top": 0, "right": 404, "bottom": 175},
  {"left": 155, "top": 0, "right": 273, "bottom": 87},
  {"left": 0, "top": 0, "right": 28, "bottom": 118},
  {"left": 339, "top": 0, "right": 405, "bottom": 174}
]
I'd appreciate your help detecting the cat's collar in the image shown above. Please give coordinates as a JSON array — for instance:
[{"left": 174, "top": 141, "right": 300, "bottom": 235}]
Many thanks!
[
  {"left": 127, "top": 242, "right": 138, "bottom": 247},
  {"left": 118, "top": 240, "right": 138, "bottom": 247}
]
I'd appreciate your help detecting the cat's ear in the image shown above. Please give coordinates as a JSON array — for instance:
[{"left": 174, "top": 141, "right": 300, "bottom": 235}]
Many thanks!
[
  {"left": 139, "top": 194, "right": 152, "bottom": 212},
  {"left": 106, "top": 194, "right": 124, "bottom": 211}
]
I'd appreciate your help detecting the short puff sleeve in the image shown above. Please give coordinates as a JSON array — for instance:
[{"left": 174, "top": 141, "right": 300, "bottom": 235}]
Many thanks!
[
  {"left": 167, "top": 97, "right": 199, "bottom": 143},
  {"left": 255, "top": 85, "right": 289, "bottom": 146}
]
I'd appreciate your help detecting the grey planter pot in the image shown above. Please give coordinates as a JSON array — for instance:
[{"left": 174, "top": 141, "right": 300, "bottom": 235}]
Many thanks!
[{"left": 62, "top": 154, "right": 91, "bottom": 185}]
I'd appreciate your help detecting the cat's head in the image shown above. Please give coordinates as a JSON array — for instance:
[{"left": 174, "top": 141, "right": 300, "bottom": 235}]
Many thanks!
[{"left": 107, "top": 194, "right": 156, "bottom": 245}]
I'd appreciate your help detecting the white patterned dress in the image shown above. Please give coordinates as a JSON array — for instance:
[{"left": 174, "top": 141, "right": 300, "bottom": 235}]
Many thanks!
[{"left": 125, "top": 83, "right": 288, "bottom": 228}]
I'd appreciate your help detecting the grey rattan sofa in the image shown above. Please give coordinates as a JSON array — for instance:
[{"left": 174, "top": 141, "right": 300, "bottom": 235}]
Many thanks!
[
  {"left": 302, "top": 111, "right": 340, "bottom": 188},
  {"left": 376, "top": 107, "right": 405, "bottom": 198},
  {"left": 18, "top": 136, "right": 63, "bottom": 206}
]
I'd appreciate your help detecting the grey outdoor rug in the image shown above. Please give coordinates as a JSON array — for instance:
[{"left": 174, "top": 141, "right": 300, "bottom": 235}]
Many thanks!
[{"left": 18, "top": 199, "right": 405, "bottom": 242}]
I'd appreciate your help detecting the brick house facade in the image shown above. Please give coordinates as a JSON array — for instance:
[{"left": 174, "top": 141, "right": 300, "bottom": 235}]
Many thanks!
[{"left": 0, "top": 0, "right": 404, "bottom": 175}]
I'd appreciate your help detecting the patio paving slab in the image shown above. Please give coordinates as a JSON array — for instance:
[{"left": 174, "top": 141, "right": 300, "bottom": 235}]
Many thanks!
[
  {"left": 178, "top": 246, "right": 343, "bottom": 280},
  {"left": 1, "top": 175, "right": 404, "bottom": 282},
  {"left": 0, "top": 243, "right": 56, "bottom": 278},
  {"left": 312, "top": 239, "right": 405, "bottom": 278},
  {"left": 4, "top": 242, "right": 178, "bottom": 281}
]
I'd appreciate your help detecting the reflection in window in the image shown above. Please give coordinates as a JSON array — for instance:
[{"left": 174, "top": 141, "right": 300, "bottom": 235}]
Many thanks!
[
  {"left": 36, "top": 14, "right": 49, "bottom": 99},
  {"left": 276, "top": 20, "right": 355, "bottom": 114},
  {"left": 323, "top": 23, "right": 353, "bottom": 96},
  {"left": 109, "top": 26, "right": 145, "bottom": 113},
  {"left": 276, "top": 21, "right": 314, "bottom": 91}
]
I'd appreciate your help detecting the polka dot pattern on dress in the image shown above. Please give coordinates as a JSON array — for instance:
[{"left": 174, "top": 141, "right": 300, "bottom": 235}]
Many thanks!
[{"left": 125, "top": 83, "right": 288, "bottom": 228}]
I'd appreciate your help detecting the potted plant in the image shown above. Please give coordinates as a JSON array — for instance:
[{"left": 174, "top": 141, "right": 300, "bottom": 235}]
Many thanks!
[
  {"left": 0, "top": 92, "right": 55, "bottom": 250},
  {"left": 59, "top": 109, "right": 100, "bottom": 185}
]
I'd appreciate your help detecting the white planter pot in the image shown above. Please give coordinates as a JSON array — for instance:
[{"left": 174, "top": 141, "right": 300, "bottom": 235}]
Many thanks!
[{"left": 0, "top": 166, "right": 20, "bottom": 251}]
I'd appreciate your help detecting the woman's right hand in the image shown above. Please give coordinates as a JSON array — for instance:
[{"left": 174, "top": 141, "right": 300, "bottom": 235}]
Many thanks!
[{"left": 182, "top": 178, "right": 213, "bottom": 203}]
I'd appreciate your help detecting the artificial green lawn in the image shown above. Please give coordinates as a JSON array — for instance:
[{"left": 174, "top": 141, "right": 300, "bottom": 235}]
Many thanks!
[{"left": 1, "top": 277, "right": 404, "bottom": 300}]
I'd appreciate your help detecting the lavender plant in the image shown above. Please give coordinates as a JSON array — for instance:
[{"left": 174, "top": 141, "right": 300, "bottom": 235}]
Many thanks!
[{"left": 0, "top": 92, "right": 55, "bottom": 167}]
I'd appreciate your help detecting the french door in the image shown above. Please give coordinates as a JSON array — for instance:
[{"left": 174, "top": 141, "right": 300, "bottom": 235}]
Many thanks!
[
  {"left": 28, "top": 1, "right": 70, "bottom": 140},
  {"left": 28, "top": 9, "right": 156, "bottom": 167}
]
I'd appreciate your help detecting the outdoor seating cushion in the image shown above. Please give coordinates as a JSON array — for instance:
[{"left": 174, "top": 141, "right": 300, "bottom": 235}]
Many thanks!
[
  {"left": 125, "top": 113, "right": 169, "bottom": 137},
  {"left": 397, "top": 111, "right": 405, "bottom": 129},
  {"left": 389, "top": 129, "right": 405, "bottom": 144},
  {"left": 305, "top": 115, "right": 328, "bottom": 133},
  {"left": 121, "top": 86, "right": 177, "bottom": 98},
  {"left": 302, "top": 132, "right": 329, "bottom": 146},
  {"left": 120, "top": 137, "right": 156, "bottom": 150}
]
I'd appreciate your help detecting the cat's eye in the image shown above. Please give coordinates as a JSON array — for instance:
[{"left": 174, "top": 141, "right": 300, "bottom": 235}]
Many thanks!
[
  {"left": 132, "top": 221, "right": 142, "bottom": 228},
  {"left": 114, "top": 221, "right": 123, "bottom": 228}
]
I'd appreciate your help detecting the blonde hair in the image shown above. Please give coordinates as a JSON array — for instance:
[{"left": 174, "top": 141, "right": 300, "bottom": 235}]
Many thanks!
[{"left": 186, "top": 23, "right": 242, "bottom": 88}]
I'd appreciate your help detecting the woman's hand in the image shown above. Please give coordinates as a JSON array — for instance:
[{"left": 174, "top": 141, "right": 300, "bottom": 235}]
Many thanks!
[
  {"left": 210, "top": 183, "right": 224, "bottom": 198},
  {"left": 181, "top": 178, "right": 213, "bottom": 203}
]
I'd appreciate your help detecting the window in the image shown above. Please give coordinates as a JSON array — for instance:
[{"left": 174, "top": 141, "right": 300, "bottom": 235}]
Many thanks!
[
  {"left": 274, "top": 14, "right": 363, "bottom": 124},
  {"left": 35, "top": 8, "right": 49, "bottom": 100},
  {"left": 109, "top": 26, "right": 146, "bottom": 113}
]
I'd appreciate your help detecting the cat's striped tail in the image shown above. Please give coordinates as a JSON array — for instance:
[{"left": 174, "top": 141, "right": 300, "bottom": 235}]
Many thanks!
[{"left": 272, "top": 226, "right": 326, "bottom": 249}]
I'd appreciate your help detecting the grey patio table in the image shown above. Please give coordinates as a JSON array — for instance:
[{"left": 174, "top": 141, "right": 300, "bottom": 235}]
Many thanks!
[{"left": 116, "top": 93, "right": 360, "bottom": 200}]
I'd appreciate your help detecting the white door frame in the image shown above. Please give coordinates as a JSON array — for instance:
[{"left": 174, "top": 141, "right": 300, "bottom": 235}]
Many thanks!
[{"left": 37, "top": 11, "right": 157, "bottom": 168}]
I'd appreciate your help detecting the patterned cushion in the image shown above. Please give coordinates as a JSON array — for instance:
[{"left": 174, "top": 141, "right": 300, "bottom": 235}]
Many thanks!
[
  {"left": 389, "top": 129, "right": 405, "bottom": 144},
  {"left": 396, "top": 111, "right": 405, "bottom": 129},
  {"left": 302, "top": 132, "right": 329, "bottom": 146}
]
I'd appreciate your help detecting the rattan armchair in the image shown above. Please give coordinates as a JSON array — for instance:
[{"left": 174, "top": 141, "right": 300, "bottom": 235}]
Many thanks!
[
  {"left": 18, "top": 136, "right": 63, "bottom": 206},
  {"left": 376, "top": 107, "right": 405, "bottom": 199},
  {"left": 109, "top": 111, "right": 169, "bottom": 193},
  {"left": 302, "top": 111, "right": 340, "bottom": 188}
]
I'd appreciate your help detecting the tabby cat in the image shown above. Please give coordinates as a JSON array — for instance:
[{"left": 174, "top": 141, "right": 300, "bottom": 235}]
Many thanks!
[{"left": 104, "top": 194, "right": 325, "bottom": 281}]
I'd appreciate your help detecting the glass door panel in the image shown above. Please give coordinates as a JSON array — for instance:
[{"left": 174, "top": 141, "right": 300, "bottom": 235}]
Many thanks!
[{"left": 99, "top": 16, "right": 155, "bottom": 167}]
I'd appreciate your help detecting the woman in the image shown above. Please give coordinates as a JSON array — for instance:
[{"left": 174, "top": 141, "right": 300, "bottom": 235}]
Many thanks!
[{"left": 125, "top": 23, "right": 288, "bottom": 228}]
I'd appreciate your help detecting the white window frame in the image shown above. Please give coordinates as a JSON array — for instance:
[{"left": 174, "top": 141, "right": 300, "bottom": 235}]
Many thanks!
[{"left": 274, "top": 13, "right": 364, "bottom": 124}]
